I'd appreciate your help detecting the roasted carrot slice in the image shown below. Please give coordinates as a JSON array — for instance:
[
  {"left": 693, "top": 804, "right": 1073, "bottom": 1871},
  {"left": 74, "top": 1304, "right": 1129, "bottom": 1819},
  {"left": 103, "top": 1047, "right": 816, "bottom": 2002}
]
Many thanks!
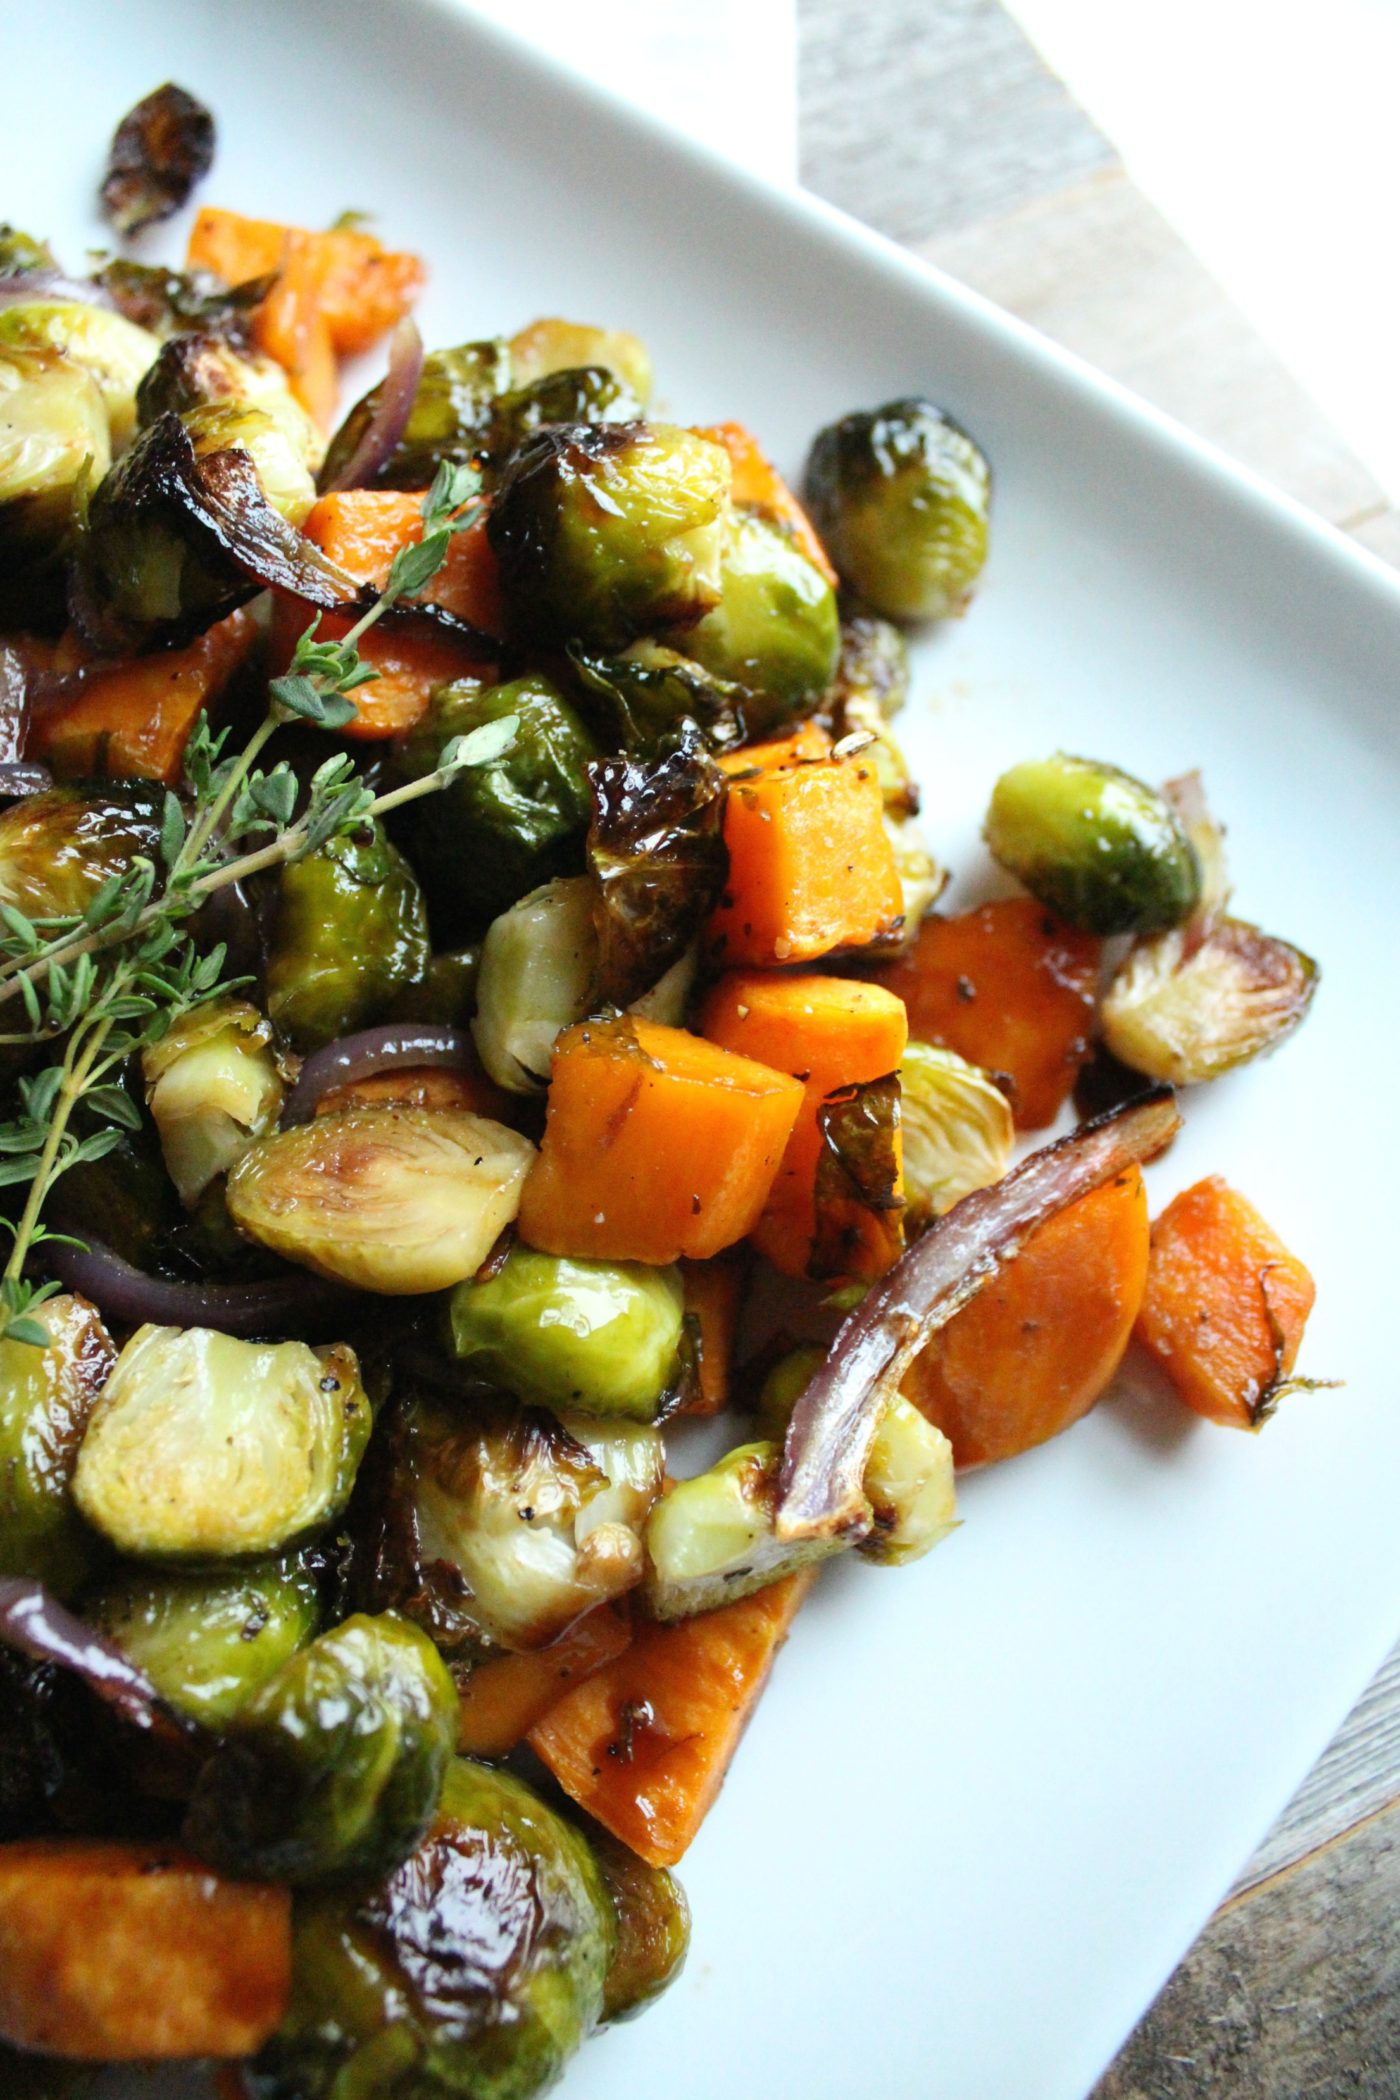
[
  {"left": 528, "top": 1571, "right": 815, "bottom": 1867},
  {"left": 868, "top": 897, "right": 1102, "bottom": 1129},
  {"left": 31, "top": 610, "right": 257, "bottom": 786},
  {"left": 1134, "top": 1176, "right": 1318, "bottom": 1428},
  {"left": 0, "top": 1839, "right": 290, "bottom": 2060},
  {"left": 676, "top": 1255, "right": 744, "bottom": 1415},
  {"left": 456, "top": 1605, "right": 633, "bottom": 1759},
  {"left": 695, "top": 422, "right": 838, "bottom": 588},
  {"left": 518, "top": 1016, "right": 804, "bottom": 1265},
  {"left": 902, "top": 1166, "right": 1149, "bottom": 1466}
]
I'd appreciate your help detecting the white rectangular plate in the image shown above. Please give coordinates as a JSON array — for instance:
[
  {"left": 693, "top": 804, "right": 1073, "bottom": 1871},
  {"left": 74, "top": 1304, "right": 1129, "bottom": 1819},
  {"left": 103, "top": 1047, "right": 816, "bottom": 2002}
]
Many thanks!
[{"left": 14, "top": 4, "right": 1400, "bottom": 2095}]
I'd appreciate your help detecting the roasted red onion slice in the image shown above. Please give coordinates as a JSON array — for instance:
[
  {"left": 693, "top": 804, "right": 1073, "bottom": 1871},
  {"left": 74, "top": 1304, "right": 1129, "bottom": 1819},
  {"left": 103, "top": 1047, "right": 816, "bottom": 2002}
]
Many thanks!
[
  {"left": 322, "top": 317, "right": 425, "bottom": 492},
  {"left": 281, "top": 1022, "right": 477, "bottom": 1125},
  {"left": 0, "top": 1577, "right": 181, "bottom": 1741},
  {"left": 44, "top": 1238, "right": 356, "bottom": 1339},
  {"left": 776, "top": 1088, "right": 1182, "bottom": 1542}
]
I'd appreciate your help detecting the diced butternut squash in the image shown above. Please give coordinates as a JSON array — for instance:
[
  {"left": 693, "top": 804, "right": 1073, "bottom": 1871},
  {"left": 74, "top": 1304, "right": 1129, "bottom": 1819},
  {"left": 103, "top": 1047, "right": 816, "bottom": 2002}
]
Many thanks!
[
  {"left": 31, "top": 611, "right": 257, "bottom": 786},
  {"left": 903, "top": 1166, "right": 1149, "bottom": 1466},
  {"left": 717, "top": 721, "right": 832, "bottom": 775},
  {"left": 457, "top": 1605, "right": 633, "bottom": 1759},
  {"left": 315, "top": 1063, "right": 512, "bottom": 1123},
  {"left": 187, "top": 206, "right": 424, "bottom": 361},
  {"left": 1134, "top": 1176, "right": 1317, "bottom": 1429},
  {"left": 528, "top": 1570, "right": 814, "bottom": 1867},
  {"left": 677, "top": 1255, "right": 744, "bottom": 1415},
  {"left": 186, "top": 206, "right": 290, "bottom": 287},
  {"left": 695, "top": 422, "right": 838, "bottom": 588},
  {"left": 708, "top": 742, "right": 903, "bottom": 968},
  {"left": 517, "top": 1016, "right": 804, "bottom": 1265},
  {"left": 701, "top": 971, "right": 908, "bottom": 1277},
  {"left": 0, "top": 1839, "right": 290, "bottom": 2060},
  {"left": 253, "top": 239, "right": 338, "bottom": 427},
  {"left": 868, "top": 898, "right": 1102, "bottom": 1128}
]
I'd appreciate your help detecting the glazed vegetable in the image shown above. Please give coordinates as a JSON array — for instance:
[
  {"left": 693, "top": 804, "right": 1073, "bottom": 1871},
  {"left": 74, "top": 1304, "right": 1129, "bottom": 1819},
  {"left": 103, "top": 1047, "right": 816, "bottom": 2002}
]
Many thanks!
[
  {"left": 183, "top": 1612, "right": 457, "bottom": 1887},
  {"left": 568, "top": 639, "right": 747, "bottom": 754},
  {"left": 695, "top": 420, "right": 837, "bottom": 586},
  {"left": 510, "top": 315, "right": 653, "bottom": 403},
  {"left": 455, "top": 1605, "right": 633, "bottom": 1758},
  {"left": 804, "top": 397, "right": 990, "bottom": 621},
  {"left": 1134, "top": 1176, "right": 1319, "bottom": 1427},
  {"left": 0, "top": 781, "right": 162, "bottom": 922},
  {"left": 677, "top": 1256, "right": 743, "bottom": 1417},
  {"left": 488, "top": 422, "right": 731, "bottom": 648},
  {"left": 0, "top": 347, "right": 110, "bottom": 599},
  {"left": 592, "top": 1829, "right": 691, "bottom": 2024},
  {"left": 45, "top": 1240, "right": 356, "bottom": 1342},
  {"left": 0, "top": 1295, "right": 114, "bottom": 1598},
  {"left": 587, "top": 721, "right": 727, "bottom": 1005},
  {"left": 135, "top": 332, "right": 324, "bottom": 473},
  {"left": 810, "top": 1074, "right": 905, "bottom": 1286},
  {"left": 676, "top": 507, "right": 840, "bottom": 726},
  {"left": 529, "top": 1570, "right": 814, "bottom": 1867},
  {"left": 641, "top": 1443, "right": 845, "bottom": 1619},
  {"left": 1101, "top": 917, "right": 1318, "bottom": 1085},
  {"left": 142, "top": 995, "right": 284, "bottom": 1206},
  {"left": 472, "top": 876, "right": 598, "bottom": 1092},
  {"left": 250, "top": 1757, "right": 614, "bottom": 2100},
  {"left": 282, "top": 1020, "right": 485, "bottom": 1124},
  {"left": 84, "top": 1556, "right": 321, "bottom": 1726},
  {"left": 228, "top": 1105, "right": 534, "bottom": 1293},
  {"left": 985, "top": 753, "right": 1201, "bottom": 936},
  {"left": 447, "top": 1245, "right": 686, "bottom": 1421},
  {"left": 0, "top": 302, "right": 158, "bottom": 451},
  {"left": 72, "top": 1327, "right": 371, "bottom": 1559},
  {"left": 188, "top": 208, "right": 425, "bottom": 362},
  {"left": 753, "top": 1343, "right": 827, "bottom": 1443},
  {"left": 899, "top": 1041, "right": 1014, "bottom": 1230},
  {"left": 517, "top": 1016, "right": 805, "bottom": 1265},
  {"left": 857, "top": 1396, "right": 958, "bottom": 1564},
  {"left": 319, "top": 338, "right": 510, "bottom": 491},
  {"left": 0, "top": 1838, "right": 290, "bottom": 2060},
  {"left": 263, "top": 821, "right": 432, "bottom": 1052},
  {"left": 101, "top": 84, "right": 215, "bottom": 237}
]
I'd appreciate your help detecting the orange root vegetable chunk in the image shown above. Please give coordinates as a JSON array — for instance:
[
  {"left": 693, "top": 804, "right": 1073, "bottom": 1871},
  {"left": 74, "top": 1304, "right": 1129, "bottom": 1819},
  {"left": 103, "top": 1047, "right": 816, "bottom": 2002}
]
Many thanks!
[
  {"left": 677, "top": 1255, "right": 744, "bottom": 1415},
  {"left": 1134, "top": 1176, "right": 1318, "bottom": 1428},
  {"left": 32, "top": 610, "right": 256, "bottom": 786},
  {"left": 701, "top": 972, "right": 908, "bottom": 1277},
  {"left": 528, "top": 1570, "right": 814, "bottom": 1867},
  {"left": 902, "top": 1166, "right": 1149, "bottom": 1466},
  {"left": 869, "top": 898, "right": 1102, "bottom": 1129},
  {"left": 708, "top": 742, "right": 903, "bottom": 969},
  {"left": 457, "top": 1605, "right": 633, "bottom": 1759},
  {"left": 718, "top": 721, "right": 832, "bottom": 775},
  {"left": 695, "top": 422, "right": 838, "bottom": 588},
  {"left": 187, "top": 207, "right": 424, "bottom": 361},
  {"left": 518, "top": 1016, "right": 804, "bottom": 1264},
  {"left": 0, "top": 1839, "right": 290, "bottom": 2060},
  {"left": 253, "top": 240, "right": 338, "bottom": 427}
]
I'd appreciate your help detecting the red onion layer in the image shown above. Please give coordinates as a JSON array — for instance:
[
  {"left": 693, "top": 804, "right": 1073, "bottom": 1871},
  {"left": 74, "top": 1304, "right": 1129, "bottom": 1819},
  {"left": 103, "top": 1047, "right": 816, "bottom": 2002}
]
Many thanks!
[
  {"left": 322, "top": 316, "right": 425, "bottom": 492},
  {"left": 45, "top": 1238, "right": 356, "bottom": 1339},
  {"left": 0, "top": 1577, "right": 180, "bottom": 1740},
  {"left": 281, "top": 1022, "right": 477, "bottom": 1126}
]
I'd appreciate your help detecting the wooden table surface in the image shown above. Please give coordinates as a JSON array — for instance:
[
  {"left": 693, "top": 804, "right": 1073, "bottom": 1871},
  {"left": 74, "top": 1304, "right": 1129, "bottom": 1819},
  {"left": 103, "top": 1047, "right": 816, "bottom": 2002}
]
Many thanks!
[{"left": 798, "top": 5, "right": 1400, "bottom": 2092}]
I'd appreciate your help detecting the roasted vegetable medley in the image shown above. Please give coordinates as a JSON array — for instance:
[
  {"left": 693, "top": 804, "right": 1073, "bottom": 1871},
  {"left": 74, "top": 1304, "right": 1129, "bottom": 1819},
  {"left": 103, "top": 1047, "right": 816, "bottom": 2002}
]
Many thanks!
[{"left": 0, "top": 90, "right": 1326, "bottom": 2100}]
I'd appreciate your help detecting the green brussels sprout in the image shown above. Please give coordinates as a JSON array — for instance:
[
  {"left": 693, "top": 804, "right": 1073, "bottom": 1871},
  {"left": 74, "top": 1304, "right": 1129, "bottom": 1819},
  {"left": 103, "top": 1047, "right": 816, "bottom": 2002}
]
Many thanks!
[
  {"left": 0, "top": 1294, "right": 114, "bottom": 1598},
  {"left": 227, "top": 1106, "right": 536, "bottom": 1295},
  {"left": 447, "top": 1245, "right": 685, "bottom": 1420},
  {"left": 675, "top": 507, "right": 840, "bottom": 726},
  {"left": 509, "top": 314, "right": 652, "bottom": 405},
  {"left": 0, "top": 226, "right": 56, "bottom": 277},
  {"left": 588, "top": 719, "right": 728, "bottom": 1007},
  {"left": 641, "top": 1441, "right": 845, "bottom": 1621},
  {"left": 804, "top": 397, "right": 991, "bottom": 621},
  {"left": 473, "top": 876, "right": 598, "bottom": 1092},
  {"left": 250, "top": 1757, "right": 614, "bottom": 2100},
  {"left": 83, "top": 1554, "right": 322, "bottom": 1726},
  {"left": 900, "top": 1041, "right": 1014, "bottom": 1232},
  {"left": 379, "top": 945, "right": 482, "bottom": 1026},
  {"left": 752, "top": 1342, "right": 827, "bottom": 1442},
  {"left": 488, "top": 422, "right": 731, "bottom": 649},
  {"left": 72, "top": 1326, "right": 372, "bottom": 1561},
  {"left": 142, "top": 996, "right": 285, "bottom": 1208},
  {"left": 858, "top": 1395, "right": 958, "bottom": 1566},
  {"left": 568, "top": 638, "right": 748, "bottom": 754},
  {"left": 265, "top": 819, "right": 432, "bottom": 1052},
  {"left": 1101, "top": 916, "right": 1318, "bottom": 1085},
  {"left": 320, "top": 339, "right": 513, "bottom": 491},
  {"left": 0, "top": 782, "right": 162, "bottom": 924},
  {"left": 0, "top": 346, "right": 110, "bottom": 576},
  {"left": 0, "top": 301, "right": 159, "bottom": 448},
  {"left": 183, "top": 400, "right": 317, "bottom": 526},
  {"left": 183, "top": 1612, "right": 458, "bottom": 1886},
  {"left": 136, "top": 331, "right": 325, "bottom": 474},
  {"left": 985, "top": 752, "right": 1202, "bottom": 936},
  {"left": 592, "top": 1828, "right": 690, "bottom": 2024},
  {"left": 394, "top": 676, "right": 598, "bottom": 937},
  {"left": 486, "top": 364, "right": 643, "bottom": 459}
]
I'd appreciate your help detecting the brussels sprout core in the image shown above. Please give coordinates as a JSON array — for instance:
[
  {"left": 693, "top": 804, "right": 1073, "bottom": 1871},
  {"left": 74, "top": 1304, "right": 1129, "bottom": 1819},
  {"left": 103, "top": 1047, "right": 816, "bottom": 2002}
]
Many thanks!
[{"left": 143, "top": 997, "right": 285, "bottom": 1207}]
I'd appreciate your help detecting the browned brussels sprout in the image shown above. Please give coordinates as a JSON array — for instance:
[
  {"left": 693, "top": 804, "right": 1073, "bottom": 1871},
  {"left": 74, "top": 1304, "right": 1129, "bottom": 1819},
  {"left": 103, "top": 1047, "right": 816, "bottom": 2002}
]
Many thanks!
[
  {"left": 0, "top": 227, "right": 56, "bottom": 278},
  {"left": 0, "top": 347, "right": 110, "bottom": 592},
  {"left": 142, "top": 996, "right": 285, "bottom": 1208},
  {"left": 486, "top": 364, "right": 642, "bottom": 459},
  {"left": 0, "top": 1295, "right": 114, "bottom": 1598},
  {"left": 135, "top": 332, "right": 324, "bottom": 474},
  {"left": 592, "top": 1828, "right": 691, "bottom": 2024},
  {"left": 1102, "top": 916, "right": 1318, "bottom": 1084},
  {"left": 675, "top": 507, "right": 840, "bottom": 727},
  {"left": 0, "top": 782, "right": 163, "bottom": 923},
  {"left": 804, "top": 398, "right": 991, "bottom": 621},
  {"left": 568, "top": 639, "right": 748, "bottom": 753},
  {"left": 249, "top": 1757, "right": 615, "bottom": 2100},
  {"left": 264, "top": 819, "right": 432, "bottom": 1052},
  {"left": 587, "top": 720, "right": 727, "bottom": 1006},
  {"left": 509, "top": 315, "right": 652, "bottom": 404},
  {"left": 100, "top": 83, "right": 216, "bottom": 237},
  {"left": 320, "top": 339, "right": 512, "bottom": 492}
]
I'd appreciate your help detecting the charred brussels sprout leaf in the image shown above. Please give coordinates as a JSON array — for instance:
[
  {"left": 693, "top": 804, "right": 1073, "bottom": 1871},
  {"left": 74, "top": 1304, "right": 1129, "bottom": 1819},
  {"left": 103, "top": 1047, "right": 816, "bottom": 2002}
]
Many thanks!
[
  {"left": 485, "top": 364, "right": 642, "bottom": 461},
  {"left": 142, "top": 996, "right": 285, "bottom": 1207},
  {"left": 568, "top": 639, "right": 748, "bottom": 753},
  {"left": 0, "top": 302, "right": 159, "bottom": 449},
  {"left": 84, "top": 1554, "right": 321, "bottom": 1726},
  {"left": 899, "top": 1041, "right": 1014, "bottom": 1232},
  {"left": 0, "top": 1295, "right": 114, "bottom": 1598},
  {"left": 100, "top": 83, "right": 215, "bottom": 237},
  {"left": 592, "top": 1829, "right": 690, "bottom": 2024},
  {"left": 587, "top": 720, "right": 727, "bottom": 1007},
  {"left": 641, "top": 1440, "right": 845, "bottom": 1620},
  {"left": 72, "top": 1326, "right": 372, "bottom": 1560},
  {"left": 0, "top": 781, "right": 162, "bottom": 922},
  {"left": 675, "top": 507, "right": 840, "bottom": 728},
  {"left": 509, "top": 315, "right": 652, "bottom": 405},
  {"left": 265, "top": 819, "right": 432, "bottom": 1052},
  {"left": 447, "top": 1245, "right": 685, "bottom": 1421},
  {"left": 249, "top": 1757, "right": 614, "bottom": 2100},
  {"left": 394, "top": 676, "right": 598, "bottom": 938},
  {"left": 184, "top": 1611, "right": 457, "bottom": 1886},
  {"left": 810, "top": 1074, "right": 906, "bottom": 1285},
  {"left": 985, "top": 752, "right": 1202, "bottom": 937},
  {"left": 488, "top": 422, "right": 731, "bottom": 650},
  {"left": 857, "top": 1395, "right": 958, "bottom": 1566},
  {"left": 1102, "top": 916, "right": 1318, "bottom": 1085},
  {"left": 94, "top": 256, "right": 276, "bottom": 340},
  {"left": 321, "top": 339, "right": 512, "bottom": 492},
  {"left": 826, "top": 612, "right": 910, "bottom": 726},
  {"left": 804, "top": 398, "right": 990, "bottom": 622},
  {"left": 0, "top": 347, "right": 110, "bottom": 594},
  {"left": 136, "top": 331, "right": 324, "bottom": 474},
  {"left": 472, "top": 876, "right": 598, "bottom": 1093}
]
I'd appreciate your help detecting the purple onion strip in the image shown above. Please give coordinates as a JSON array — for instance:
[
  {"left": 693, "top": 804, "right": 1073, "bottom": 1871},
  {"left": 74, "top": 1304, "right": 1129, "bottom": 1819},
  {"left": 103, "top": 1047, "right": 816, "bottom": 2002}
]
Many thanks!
[
  {"left": 281, "top": 1021, "right": 477, "bottom": 1126},
  {"left": 0, "top": 1577, "right": 177, "bottom": 1739},
  {"left": 46, "top": 1238, "right": 356, "bottom": 1339},
  {"left": 323, "top": 316, "right": 425, "bottom": 492}
]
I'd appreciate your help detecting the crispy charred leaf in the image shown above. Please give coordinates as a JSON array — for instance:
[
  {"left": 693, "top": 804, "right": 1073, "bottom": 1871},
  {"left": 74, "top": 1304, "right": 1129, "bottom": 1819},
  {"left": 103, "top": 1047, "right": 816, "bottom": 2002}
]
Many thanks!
[
  {"left": 95, "top": 257, "right": 275, "bottom": 339},
  {"left": 822, "top": 613, "right": 911, "bottom": 727},
  {"left": 568, "top": 641, "right": 748, "bottom": 754},
  {"left": 810, "top": 1074, "right": 905, "bottom": 1285},
  {"left": 100, "top": 84, "right": 216, "bottom": 238},
  {"left": 587, "top": 722, "right": 727, "bottom": 1007}
]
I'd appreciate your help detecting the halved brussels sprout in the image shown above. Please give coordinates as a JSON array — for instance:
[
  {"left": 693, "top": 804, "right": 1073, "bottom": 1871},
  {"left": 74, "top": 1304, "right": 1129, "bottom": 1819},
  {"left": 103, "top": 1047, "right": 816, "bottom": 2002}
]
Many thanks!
[
  {"left": 900, "top": 1041, "right": 1014, "bottom": 1231},
  {"left": 473, "top": 876, "right": 598, "bottom": 1092},
  {"left": 589, "top": 719, "right": 728, "bottom": 1007},
  {"left": 509, "top": 315, "right": 653, "bottom": 405},
  {"left": 142, "top": 996, "right": 285, "bottom": 1208},
  {"left": 886, "top": 810, "right": 946, "bottom": 944},
  {"left": 592, "top": 1829, "right": 690, "bottom": 2024},
  {"left": 674, "top": 507, "right": 840, "bottom": 727},
  {"left": 72, "top": 1326, "right": 372, "bottom": 1560},
  {"left": 488, "top": 422, "right": 731, "bottom": 649},
  {"left": 136, "top": 331, "right": 325, "bottom": 474},
  {"left": 264, "top": 820, "right": 432, "bottom": 1053},
  {"left": 568, "top": 639, "right": 748, "bottom": 754},
  {"left": 804, "top": 397, "right": 991, "bottom": 621},
  {"left": 858, "top": 1396, "right": 958, "bottom": 1566},
  {"left": 227, "top": 1105, "right": 536, "bottom": 1294},
  {"left": 183, "top": 400, "right": 316, "bottom": 527},
  {"left": 486, "top": 364, "right": 643, "bottom": 459},
  {"left": 1101, "top": 916, "right": 1318, "bottom": 1085},
  {"left": 250, "top": 1756, "right": 614, "bottom": 2100},
  {"left": 0, "top": 1294, "right": 114, "bottom": 1598},
  {"left": 0, "top": 302, "right": 159, "bottom": 448},
  {"left": 985, "top": 752, "right": 1201, "bottom": 936},
  {"left": 641, "top": 1441, "right": 846, "bottom": 1621},
  {"left": 0, "top": 781, "right": 162, "bottom": 924},
  {"left": 101, "top": 82, "right": 215, "bottom": 238},
  {"left": 447, "top": 1245, "right": 685, "bottom": 1420},
  {"left": 811, "top": 1074, "right": 905, "bottom": 1287},
  {"left": 0, "top": 346, "right": 110, "bottom": 573},
  {"left": 320, "top": 338, "right": 512, "bottom": 492},
  {"left": 84, "top": 1555, "right": 322, "bottom": 1726},
  {"left": 184, "top": 1611, "right": 458, "bottom": 1886}
]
